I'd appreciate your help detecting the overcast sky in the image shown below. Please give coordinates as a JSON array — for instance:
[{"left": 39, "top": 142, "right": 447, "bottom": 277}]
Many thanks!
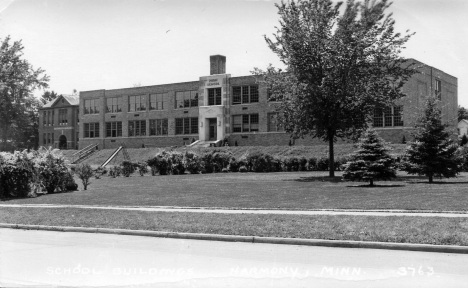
[{"left": 0, "top": 0, "right": 466, "bottom": 107}]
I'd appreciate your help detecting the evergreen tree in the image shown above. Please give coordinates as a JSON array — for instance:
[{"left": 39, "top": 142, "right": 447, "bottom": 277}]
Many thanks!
[
  {"left": 342, "top": 129, "right": 396, "bottom": 186},
  {"left": 401, "top": 96, "right": 462, "bottom": 183}
]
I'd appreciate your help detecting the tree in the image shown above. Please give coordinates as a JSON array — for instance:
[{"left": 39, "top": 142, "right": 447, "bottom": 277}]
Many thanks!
[
  {"left": 254, "top": 0, "right": 416, "bottom": 177},
  {"left": 40, "top": 90, "right": 60, "bottom": 105},
  {"left": 458, "top": 106, "right": 468, "bottom": 122},
  {"left": 0, "top": 36, "right": 49, "bottom": 151},
  {"left": 342, "top": 129, "right": 396, "bottom": 186},
  {"left": 75, "top": 163, "right": 93, "bottom": 190},
  {"left": 401, "top": 96, "right": 462, "bottom": 183},
  {"left": 461, "top": 134, "right": 468, "bottom": 146}
]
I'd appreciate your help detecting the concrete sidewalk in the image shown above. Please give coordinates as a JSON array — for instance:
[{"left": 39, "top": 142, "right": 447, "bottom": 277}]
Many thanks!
[{"left": 1, "top": 204, "right": 468, "bottom": 217}]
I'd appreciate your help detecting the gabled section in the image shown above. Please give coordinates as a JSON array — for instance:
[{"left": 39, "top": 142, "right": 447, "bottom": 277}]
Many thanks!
[{"left": 42, "top": 94, "right": 79, "bottom": 108}]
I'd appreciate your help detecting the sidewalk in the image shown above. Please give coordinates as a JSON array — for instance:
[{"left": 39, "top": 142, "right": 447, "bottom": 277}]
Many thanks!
[{"left": 1, "top": 204, "right": 468, "bottom": 217}]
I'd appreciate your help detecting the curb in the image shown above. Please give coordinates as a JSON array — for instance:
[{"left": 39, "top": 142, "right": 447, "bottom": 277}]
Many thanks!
[{"left": 1, "top": 223, "right": 468, "bottom": 254}]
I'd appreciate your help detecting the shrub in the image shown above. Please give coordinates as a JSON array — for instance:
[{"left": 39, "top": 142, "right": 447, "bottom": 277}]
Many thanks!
[
  {"left": 109, "top": 166, "right": 122, "bottom": 178},
  {"left": 289, "top": 157, "right": 300, "bottom": 171},
  {"left": 221, "top": 168, "right": 229, "bottom": 173},
  {"left": 169, "top": 151, "right": 185, "bottom": 175},
  {"left": 94, "top": 167, "right": 107, "bottom": 179},
  {"left": 307, "top": 157, "right": 317, "bottom": 171},
  {"left": 270, "top": 156, "right": 283, "bottom": 172},
  {"left": 136, "top": 162, "right": 149, "bottom": 176},
  {"left": 298, "top": 157, "right": 308, "bottom": 171},
  {"left": 147, "top": 151, "right": 171, "bottom": 175},
  {"left": 227, "top": 157, "right": 240, "bottom": 172},
  {"left": 183, "top": 151, "right": 203, "bottom": 174},
  {"left": 316, "top": 156, "right": 329, "bottom": 171},
  {"left": 34, "top": 148, "right": 69, "bottom": 194},
  {"left": 239, "top": 165, "right": 248, "bottom": 173},
  {"left": 246, "top": 152, "right": 274, "bottom": 172},
  {"left": 75, "top": 163, "right": 94, "bottom": 190},
  {"left": 62, "top": 171, "right": 78, "bottom": 191},
  {"left": 121, "top": 161, "right": 137, "bottom": 177},
  {"left": 200, "top": 152, "right": 215, "bottom": 173},
  {"left": 0, "top": 151, "right": 37, "bottom": 198},
  {"left": 212, "top": 151, "right": 232, "bottom": 172}
]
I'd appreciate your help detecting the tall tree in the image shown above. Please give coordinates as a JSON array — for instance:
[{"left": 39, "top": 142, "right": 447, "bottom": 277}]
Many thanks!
[
  {"left": 254, "top": 0, "right": 416, "bottom": 176},
  {"left": 401, "top": 96, "right": 462, "bottom": 183},
  {"left": 0, "top": 36, "right": 49, "bottom": 151},
  {"left": 458, "top": 106, "right": 468, "bottom": 122},
  {"left": 40, "top": 90, "right": 60, "bottom": 105}
]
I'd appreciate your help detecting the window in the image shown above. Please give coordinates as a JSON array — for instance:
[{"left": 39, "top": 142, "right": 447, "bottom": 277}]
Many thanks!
[
  {"left": 84, "top": 123, "right": 100, "bottom": 138},
  {"left": 84, "top": 99, "right": 99, "bottom": 114},
  {"left": 106, "top": 122, "right": 122, "bottom": 137},
  {"left": 232, "top": 114, "right": 259, "bottom": 133},
  {"left": 128, "top": 95, "right": 146, "bottom": 112},
  {"left": 208, "top": 88, "right": 222, "bottom": 106},
  {"left": 128, "top": 120, "right": 146, "bottom": 136},
  {"left": 51, "top": 133, "right": 54, "bottom": 144},
  {"left": 51, "top": 111, "right": 54, "bottom": 126},
  {"left": 175, "top": 91, "right": 198, "bottom": 109},
  {"left": 150, "top": 93, "right": 167, "bottom": 110},
  {"left": 435, "top": 79, "right": 442, "bottom": 100},
  {"left": 149, "top": 119, "right": 168, "bottom": 136},
  {"left": 59, "top": 109, "right": 68, "bottom": 125},
  {"left": 175, "top": 117, "right": 198, "bottom": 135},
  {"left": 232, "top": 86, "right": 259, "bottom": 104},
  {"left": 106, "top": 97, "right": 122, "bottom": 113},
  {"left": 267, "top": 112, "right": 283, "bottom": 132},
  {"left": 43, "top": 133, "right": 46, "bottom": 145},
  {"left": 373, "top": 106, "right": 403, "bottom": 128},
  {"left": 47, "top": 133, "right": 50, "bottom": 144}
]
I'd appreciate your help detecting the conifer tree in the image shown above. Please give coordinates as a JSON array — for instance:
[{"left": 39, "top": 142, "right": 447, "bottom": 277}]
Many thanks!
[
  {"left": 460, "top": 134, "right": 468, "bottom": 146},
  {"left": 401, "top": 96, "right": 462, "bottom": 183},
  {"left": 342, "top": 129, "right": 396, "bottom": 186}
]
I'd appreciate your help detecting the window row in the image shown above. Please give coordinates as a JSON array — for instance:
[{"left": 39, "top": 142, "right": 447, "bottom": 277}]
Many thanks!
[
  {"left": 42, "top": 133, "right": 54, "bottom": 145},
  {"left": 84, "top": 119, "right": 171, "bottom": 138},
  {"left": 42, "top": 109, "right": 70, "bottom": 126}
]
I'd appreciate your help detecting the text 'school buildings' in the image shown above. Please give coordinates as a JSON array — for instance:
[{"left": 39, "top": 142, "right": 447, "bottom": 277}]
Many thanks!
[{"left": 39, "top": 55, "right": 457, "bottom": 150}]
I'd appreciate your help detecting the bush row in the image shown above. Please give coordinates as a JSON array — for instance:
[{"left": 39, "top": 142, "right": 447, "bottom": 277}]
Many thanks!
[{"left": 0, "top": 148, "right": 78, "bottom": 198}]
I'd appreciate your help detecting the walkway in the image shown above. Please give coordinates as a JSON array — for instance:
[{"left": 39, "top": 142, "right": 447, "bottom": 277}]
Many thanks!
[{"left": 2, "top": 204, "right": 468, "bottom": 217}]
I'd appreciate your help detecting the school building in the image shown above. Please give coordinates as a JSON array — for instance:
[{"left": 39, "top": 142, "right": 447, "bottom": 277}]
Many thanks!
[{"left": 40, "top": 55, "right": 458, "bottom": 150}]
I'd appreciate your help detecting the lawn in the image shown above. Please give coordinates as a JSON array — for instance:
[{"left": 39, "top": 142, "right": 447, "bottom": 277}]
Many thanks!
[
  {"left": 1, "top": 207, "right": 467, "bottom": 246},
  {"left": 3, "top": 171, "right": 468, "bottom": 211}
]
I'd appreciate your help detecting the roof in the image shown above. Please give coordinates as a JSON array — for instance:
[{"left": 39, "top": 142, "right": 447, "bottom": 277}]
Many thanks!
[
  {"left": 42, "top": 94, "right": 79, "bottom": 108},
  {"left": 458, "top": 119, "right": 468, "bottom": 125}
]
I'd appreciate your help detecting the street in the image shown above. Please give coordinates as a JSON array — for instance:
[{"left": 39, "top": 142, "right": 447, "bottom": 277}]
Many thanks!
[{"left": 1, "top": 228, "right": 468, "bottom": 287}]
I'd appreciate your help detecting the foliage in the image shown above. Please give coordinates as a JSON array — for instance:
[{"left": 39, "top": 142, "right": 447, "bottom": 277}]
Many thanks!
[
  {"left": 0, "top": 150, "right": 37, "bottom": 198},
  {"left": 109, "top": 166, "right": 122, "bottom": 178},
  {"left": 33, "top": 147, "right": 69, "bottom": 193},
  {"left": 227, "top": 157, "right": 240, "bottom": 172},
  {"left": 460, "top": 134, "right": 468, "bottom": 146},
  {"left": 169, "top": 151, "right": 185, "bottom": 175},
  {"left": 183, "top": 151, "right": 203, "bottom": 174},
  {"left": 0, "top": 36, "right": 49, "bottom": 151},
  {"left": 40, "top": 90, "right": 60, "bottom": 105},
  {"left": 94, "top": 167, "right": 107, "bottom": 179},
  {"left": 246, "top": 152, "right": 273, "bottom": 172},
  {"left": 458, "top": 106, "right": 468, "bottom": 122},
  {"left": 253, "top": 0, "right": 416, "bottom": 176},
  {"left": 136, "top": 162, "right": 148, "bottom": 176},
  {"left": 342, "top": 129, "right": 396, "bottom": 186},
  {"left": 75, "top": 163, "right": 93, "bottom": 190},
  {"left": 238, "top": 165, "right": 248, "bottom": 173},
  {"left": 400, "top": 96, "right": 462, "bottom": 183}
]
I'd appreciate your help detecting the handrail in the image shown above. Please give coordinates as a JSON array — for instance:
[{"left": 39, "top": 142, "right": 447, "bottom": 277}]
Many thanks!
[
  {"left": 72, "top": 144, "right": 93, "bottom": 157},
  {"left": 72, "top": 144, "right": 98, "bottom": 164}
]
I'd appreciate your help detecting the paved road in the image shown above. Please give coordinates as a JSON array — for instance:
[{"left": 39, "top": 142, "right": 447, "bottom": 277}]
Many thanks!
[
  {"left": 1, "top": 229, "right": 468, "bottom": 287},
  {"left": 2, "top": 203, "right": 468, "bottom": 217}
]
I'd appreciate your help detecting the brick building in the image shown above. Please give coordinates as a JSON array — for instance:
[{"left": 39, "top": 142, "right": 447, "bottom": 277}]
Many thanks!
[
  {"left": 39, "top": 95, "right": 80, "bottom": 149},
  {"left": 78, "top": 56, "right": 458, "bottom": 149}
]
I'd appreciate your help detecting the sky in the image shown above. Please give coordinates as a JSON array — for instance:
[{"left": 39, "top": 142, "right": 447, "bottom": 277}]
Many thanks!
[{"left": 0, "top": 0, "right": 466, "bottom": 106}]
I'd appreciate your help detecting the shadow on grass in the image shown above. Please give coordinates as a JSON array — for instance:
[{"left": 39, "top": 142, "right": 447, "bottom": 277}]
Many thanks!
[
  {"left": 0, "top": 189, "right": 77, "bottom": 202},
  {"left": 287, "top": 176, "right": 343, "bottom": 183},
  {"left": 345, "top": 184, "right": 405, "bottom": 188},
  {"left": 406, "top": 181, "right": 468, "bottom": 185}
]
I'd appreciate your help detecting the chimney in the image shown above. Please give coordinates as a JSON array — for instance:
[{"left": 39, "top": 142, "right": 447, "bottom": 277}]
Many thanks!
[{"left": 210, "top": 55, "right": 226, "bottom": 75}]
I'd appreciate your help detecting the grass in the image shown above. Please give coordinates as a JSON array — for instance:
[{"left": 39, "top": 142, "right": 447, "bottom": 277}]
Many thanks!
[
  {"left": 65, "top": 144, "right": 408, "bottom": 167},
  {"left": 3, "top": 171, "right": 468, "bottom": 211},
  {"left": 1, "top": 207, "right": 467, "bottom": 246}
]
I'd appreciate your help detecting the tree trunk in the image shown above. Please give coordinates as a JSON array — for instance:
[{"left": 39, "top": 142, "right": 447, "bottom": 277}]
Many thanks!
[
  {"left": 429, "top": 175, "right": 433, "bottom": 183},
  {"left": 328, "top": 136, "right": 335, "bottom": 177},
  {"left": 370, "top": 179, "right": 374, "bottom": 187}
]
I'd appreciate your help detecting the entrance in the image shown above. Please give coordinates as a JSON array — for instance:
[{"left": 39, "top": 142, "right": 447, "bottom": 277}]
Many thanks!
[
  {"left": 208, "top": 118, "right": 217, "bottom": 141},
  {"left": 58, "top": 135, "right": 67, "bottom": 150}
]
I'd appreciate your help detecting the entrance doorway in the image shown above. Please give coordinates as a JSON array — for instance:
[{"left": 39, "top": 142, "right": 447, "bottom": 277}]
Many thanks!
[
  {"left": 58, "top": 135, "right": 67, "bottom": 150},
  {"left": 208, "top": 118, "right": 217, "bottom": 141}
]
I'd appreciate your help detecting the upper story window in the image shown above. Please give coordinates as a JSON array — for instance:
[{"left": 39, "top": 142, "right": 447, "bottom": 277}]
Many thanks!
[
  {"left": 106, "top": 97, "right": 122, "bottom": 113},
  {"left": 232, "top": 114, "right": 259, "bottom": 133},
  {"left": 128, "top": 95, "right": 146, "bottom": 112},
  {"left": 150, "top": 93, "right": 167, "bottom": 111},
  {"left": 435, "top": 79, "right": 442, "bottom": 100},
  {"left": 84, "top": 99, "right": 99, "bottom": 114},
  {"left": 59, "top": 109, "right": 68, "bottom": 125},
  {"left": 232, "top": 86, "right": 259, "bottom": 105},
  {"left": 84, "top": 123, "right": 100, "bottom": 138},
  {"left": 373, "top": 106, "right": 403, "bottom": 128},
  {"left": 175, "top": 91, "right": 198, "bottom": 109},
  {"left": 207, "top": 88, "right": 222, "bottom": 106},
  {"left": 51, "top": 111, "right": 54, "bottom": 126}
]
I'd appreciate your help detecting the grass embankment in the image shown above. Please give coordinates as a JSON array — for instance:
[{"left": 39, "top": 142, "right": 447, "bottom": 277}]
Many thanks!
[
  {"left": 1, "top": 207, "right": 467, "bottom": 246},
  {"left": 3, "top": 172, "right": 468, "bottom": 211},
  {"left": 66, "top": 144, "right": 408, "bottom": 167}
]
